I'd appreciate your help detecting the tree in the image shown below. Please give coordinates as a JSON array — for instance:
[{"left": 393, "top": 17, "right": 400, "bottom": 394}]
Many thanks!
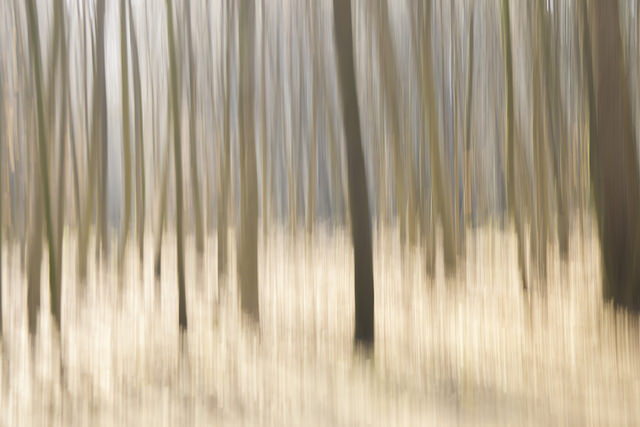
[
  {"left": 185, "top": 0, "right": 204, "bottom": 255},
  {"left": 464, "top": 2, "right": 475, "bottom": 227},
  {"left": 218, "top": 0, "right": 233, "bottom": 283},
  {"left": 25, "top": 0, "right": 61, "bottom": 331},
  {"left": 128, "top": 0, "right": 146, "bottom": 265},
  {"left": 501, "top": 0, "right": 528, "bottom": 290},
  {"left": 333, "top": 0, "right": 375, "bottom": 349},
  {"left": 238, "top": 0, "right": 260, "bottom": 323},
  {"left": 78, "top": 0, "right": 108, "bottom": 283},
  {"left": 165, "top": 0, "right": 188, "bottom": 332},
  {"left": 585, "top": 0, "right": 640, "bottom": 311},
  {"left": 118, "top": 0, "right": 133, "bottom": 272},
  {"left": 414, "top": 0, "right": 457, "bottom": 276}
]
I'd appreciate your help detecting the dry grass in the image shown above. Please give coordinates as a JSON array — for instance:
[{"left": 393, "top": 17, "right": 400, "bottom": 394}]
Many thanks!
[{"left": 0, "top": 222, "right": 638, "bottom": 426}]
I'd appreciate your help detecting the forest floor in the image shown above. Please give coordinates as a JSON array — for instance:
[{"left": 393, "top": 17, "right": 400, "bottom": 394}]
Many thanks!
[{"left": 0, "top": 223, "right": 639, "bottom": 426}]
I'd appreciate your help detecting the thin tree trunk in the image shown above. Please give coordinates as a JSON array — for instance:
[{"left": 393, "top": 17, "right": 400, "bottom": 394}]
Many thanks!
[
  {"left": 464, "top": 3, "right": 475, "bottom": 226},
  {"left": 501, "top": 0, "right": 527, "bottom": 290},
  {"left": 70, "top": 112, "right": 81, "bottom": 228},
  {"left": 25, "top": 0, "right": 61, "bottom": 329},
  {"left": 218, "top": 0, "right": 233, "bottom": 283},
  {"left": 54, "top": 11, "right": 69, "bottom": 301},
  {"left": 538, "top": 1, "right": 569, "bottom": 260},
  {"left": 128, "top": 0, "right": 146, "bottom": 264},
  {"left": 118, "top": 0, "right": 133, "bottom": 272},
  {"left": 153, "top": 111, "right": 171, "bottom": 280},
  {"left": 165, "top": 0, "right": 188, "bottom": 331},
  {"left": 333, "top": 0, "right": 375, "bottom": 349},
  {"left": 307, "top": 3, "right": 318, "bottom": 238},
  {"left": 97, "top": 0, "right": 109, "bottom": 261},
  {"left": 423, "top": 0, "right": 457, "bottom": 275},
  {"left": 185, "top": 0, "right": 204, "bottom": 255},
  {"left": 27, "top": 146, "right": 42, "bottom": 343},
  {"left": 238, "top": 0, "right": 260, "bottom": 323},
  {"left": 78, "top": 0, "right": 107, "bottom": 282},
  {"left": 261, "top": 0, "right": 269, "bottom": 236},
  {"left": 373, "top": 0, "right": 407, "bottom": 248},
  {"left": 531, "top": 5, "right": 548, "bottom": 280}
]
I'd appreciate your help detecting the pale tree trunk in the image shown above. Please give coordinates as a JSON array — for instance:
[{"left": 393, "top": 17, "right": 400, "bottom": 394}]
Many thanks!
[
  {"left": 185, "top": 0, "right": 204, "bottom": 255},
  {"left": 128, "top": 0, "right": 145, "bottom": 264},
  {"left": 165, "top": 0, "right": 188, "bottom": 332},
  {"left": 307, "top": 3, "right": 318, "bottom": 239},
  {"left": 423, "top": 0, "right": 456, "bottom": 275},
  {"left": 25, "top": 0, "right": 60, "bottom": 330},
  {"left": 333, "top": 0, "right": 375, "bottom": 349},
  {"left": 79, "top": 0, "right": 107, "bottom": 282},
  {"left": 326, "top": 98, "right": 346, "bottom": 226},
  {"left": 501, "top": 0, "right": 527, "bottom": 290},
  {"left": 586, "top": 0, "right": 640, "bottom": 311},
  {"left": 54, "top": 6, "right": 69, "bottom": 302},
  {"left": 373, "top": 0, "right": 408, "bottom": 248},
  {"left": 218, "top": 0, "right": 233, "bottom": 283},
  {"left": 464, "top": 3, "right": 475, "bottom": 227},
  {"left": 262, "top": 0, "right": 270, "bottom": 236},
  {"left": 409, "top": 1, "right": 434, "bottom": 277},
  {"left": 70, "top": 110, "right": 81, "bottom": 228},
  {"left": 238, "top": 0, "right": 260, "bottom": 323},
  {"left": 97, "top": 0, "right": 109, "bottom": 261},
  {"left": 538, "top": 2, "right": 569, "bottom": 260},
  {"left": 531, "top": 4, "right": 549, "bottom": 280},
  {"left": 118, "top": 0, "right": 133, "bottom": 272},
  {"left": 450, "top": 4, "right": 464, "bottom": 257}
]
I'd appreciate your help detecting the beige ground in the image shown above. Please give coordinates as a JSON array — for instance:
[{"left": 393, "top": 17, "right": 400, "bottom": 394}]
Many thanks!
[{"left": 0, "top": 223, "right": 638, "bottom": 426}]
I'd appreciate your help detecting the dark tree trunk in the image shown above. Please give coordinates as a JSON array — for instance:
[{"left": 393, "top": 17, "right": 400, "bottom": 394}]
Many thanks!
[
  {"left": 586, "top": 0, "right": 640, "bottom": 311},
  {"left": 333, "top": 0, "right": 375, "bottom": 349},
  {"left": 165, "top": 0, "right": 188, "bottom": 331},
  {"left": 238, "top": 0, "right": 260, "bottom": 323}
]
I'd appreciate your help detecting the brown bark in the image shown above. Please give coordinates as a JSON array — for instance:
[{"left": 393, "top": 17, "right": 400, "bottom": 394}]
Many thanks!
[{"left": 333, "top": 0, "right": 375, "bottom": 349}]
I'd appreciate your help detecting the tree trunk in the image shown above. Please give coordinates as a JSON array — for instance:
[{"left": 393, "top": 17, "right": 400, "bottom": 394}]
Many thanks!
[
  {"left": 464, "top": 3, "right": 475, "bottom": 227},
  {"left": 79, "top": 0, "right": 108, "bottom": 281},
  {"left": 185, "top": 0, "right": 204, "bottom": 255},
  {"left": 261, "top": 0, "right": 270, "bottom": 236},
  {"left": 531, "top": 7, "right": 549, "bottom": 280},
  {"left": 218, "top": 0, "right": 233, "bottom": 283},
  {"left": 54, "top": 10, "right": 69, "bottom": 304},
  {"left": 538, "top": 0, "right": 569, "bottom": 260},
  {"left": 333, "top": 0, "right": 375, "bottom": 349},
  {"left": 422, "top": 0, "right": 456, "bottom": 276},
  {"left": 118, "top": 0, "right": 133, "bottom": 272},
  {"left": 25, "top": 0, "right": 61, "bottom": 329},
  {"left": 97, "top": 0, "right": 109, "bottom": 261},
  {"left": 128, "top": 0, "right": 146, "bottom": 264},
  {"left": 501, "top": 0, "right": 527, "bottom": 290},
  {"left": 153, "top": 112, "right": 171, "bottom": 280},
  {"left": 238, "top": 0, "right": 260, "bottom": 323},
  {"left": 586, "top": 0, "right": 640, "bottom": 311},
  {"left": 27, "top": 151, "right": 42, "bottom": 343},
  {"left": 165, "top": 0, "right": 188, "bottom": 331},
  {"left": 373, "top": 0, "right": 407, "bottom": 248}
]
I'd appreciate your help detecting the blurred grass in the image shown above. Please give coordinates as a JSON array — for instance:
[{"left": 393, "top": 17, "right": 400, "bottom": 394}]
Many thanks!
[{"left": 0, "top": 223, "right": 638, "bottom": 426}]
